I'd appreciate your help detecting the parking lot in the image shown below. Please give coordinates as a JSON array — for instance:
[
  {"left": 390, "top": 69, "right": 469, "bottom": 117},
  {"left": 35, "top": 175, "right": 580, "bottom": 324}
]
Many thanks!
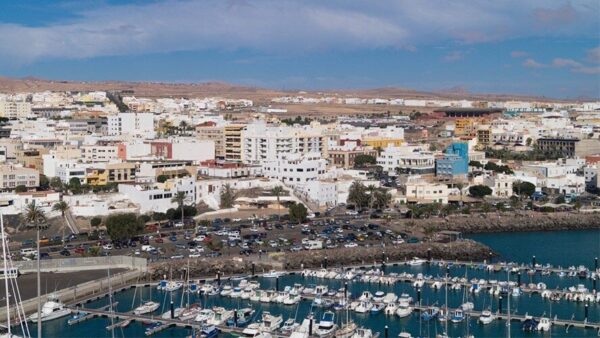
[{"left": 11, "top": 209, "right": 416, "bottom": 263}]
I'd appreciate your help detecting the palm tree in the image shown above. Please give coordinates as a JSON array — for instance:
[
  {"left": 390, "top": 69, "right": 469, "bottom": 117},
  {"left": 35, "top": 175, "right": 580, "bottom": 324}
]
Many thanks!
[
  {"left": 52, "top": 200, "right": 69, "bottom": 221},
  {"left": 271, "top": 186, "right": 284, "bottom": 221},
  {"left": 171, "top": 191, "right": 188, "bottom": 226},
  {"left": 367, "top": 184, "right": 378, "bottom": 218},
  {"left": 23, "top": 201, "right": 46, "bottom": 338}
]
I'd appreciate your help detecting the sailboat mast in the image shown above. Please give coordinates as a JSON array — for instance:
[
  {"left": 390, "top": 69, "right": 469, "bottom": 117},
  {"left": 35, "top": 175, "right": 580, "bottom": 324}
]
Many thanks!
[
  {"left": 445, "top": 271, "right": 448, "bottom": 335},
  {"left": 108, "top": 260, "right": 114, "bottom": 338},
  {"left": 1, "top": 213, "right": 11, "bottom": 335},
  {"left": 507, "top": 268, "right": 511, "bottom": 338}
]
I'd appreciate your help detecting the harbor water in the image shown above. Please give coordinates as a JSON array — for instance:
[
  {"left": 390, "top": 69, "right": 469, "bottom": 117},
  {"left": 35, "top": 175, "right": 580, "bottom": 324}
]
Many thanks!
[{"left": 19, "top": 229, "right": 600, "bottom": 337}]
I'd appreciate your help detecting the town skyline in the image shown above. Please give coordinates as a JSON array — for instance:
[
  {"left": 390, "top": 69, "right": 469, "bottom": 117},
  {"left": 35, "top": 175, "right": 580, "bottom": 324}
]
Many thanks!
[{"left": 0, "top": 0, "right": 598, "bottom": 99}]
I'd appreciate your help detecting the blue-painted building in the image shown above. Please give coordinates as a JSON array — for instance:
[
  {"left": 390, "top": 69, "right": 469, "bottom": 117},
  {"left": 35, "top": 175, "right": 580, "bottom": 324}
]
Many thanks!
[{"left": 436, "top": 142, "right": 469, "bottom": 176}]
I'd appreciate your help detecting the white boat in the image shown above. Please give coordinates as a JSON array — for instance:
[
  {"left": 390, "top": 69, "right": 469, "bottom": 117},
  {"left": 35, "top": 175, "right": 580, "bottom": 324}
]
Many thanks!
[
  {"left": 133, "top": 301, "right": 160, "bottom": 315},
  {"left": 207, "top": 307, "right": 233, "bottom": 326},
  {"left": 537, "top": 317, "right": 551, "bottom": 331},
  {"left": 460, "top": 302, "right": 474, "bottom": 311},
  {"left": 358, "top": 291, "right": 372, "bottom": 301},
  {"left": 408, "top": 257, "right": 426, "bottom": 266},
  {"left": 382, "top": 293, "right": 398, "bottom": 304},
  {"left": 315, "top": 285, "right": 329, "bottom": 296},
  {"left": 395, "top": 301, "right": 413, "bottom": 318},
  {"left": 351, "top": 327, "right": 377, "bottom": 338},
  {"left": 263, "top": 270, "right": 285, "bottom": 278},
  {"left": 283, "top": 294, "right": 301, "bottom": 305},
  {"left": 194, "top": 309, "right": 215, "bottom": 323},
  {"left": 220, "top": 285, "right": 233, "bottom": 296},
  {"left": 179, "top": 304, "right": 202, "bottom": 321},
  {"left": 384, "top": 303, "right": 398, "bottom": 316},
  {"left": 372, "top": 291, "right": 385, "bottom": 302},
  {"left": 260, "top": 290, "right": 277, "bottom": 303},
  {"left": 274, "top": 291, "right": 288, "bottom": 303},
  {"left": 28, "top": 296, "right": 71, "bottom": 322},
  {"left": 161, "top": 307, "right": 184, "bottom": 319},
  {"left": 157, "top": 280, "right": 183, "bottom": 292},
  {"left": 316, "top": 311, "right": 337, "bottom": 337},
  {"left": 281, "top": 318, "right": 300, "bottom": 333},
  {"left": 230, "top": 287, "right": 242, "bottom": 298},
  {"left": 241, "top": 287, "right": 254, "bottom": 299},
  {"left": 250, "top": 290, "right": 262, "bottom": 302},
  {"left": 334, "top": 321, "right": 357, "bottom": 338},
  {"left": 478, "top": 310, "right": 494, "bottom": 324},
  {"left": 354, "top": 301, "right": 373, "bottom": 314},
  {"left": 241, "top": 325, "right": 272, "bottom": 338},
  {"left": 397, "top": 332, "right": 413, "bottom": 338},
  {"left": 259, "top": 312, "right": 283, "bottom": 332}
]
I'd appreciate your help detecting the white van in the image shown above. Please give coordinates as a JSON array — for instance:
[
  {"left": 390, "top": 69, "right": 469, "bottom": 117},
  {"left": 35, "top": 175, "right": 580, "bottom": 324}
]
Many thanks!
[
  {"left": 141, "top": 245, "right": 155, "bottom": 252},
  {"left": 19, "top": 248, "right": 37, "bottom": 257}
]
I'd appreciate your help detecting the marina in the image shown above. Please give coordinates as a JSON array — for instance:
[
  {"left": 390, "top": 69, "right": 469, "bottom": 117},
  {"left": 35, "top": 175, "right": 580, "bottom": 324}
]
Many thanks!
[{"left": 7, "top": 230, "right": 600, "bottom": 337}]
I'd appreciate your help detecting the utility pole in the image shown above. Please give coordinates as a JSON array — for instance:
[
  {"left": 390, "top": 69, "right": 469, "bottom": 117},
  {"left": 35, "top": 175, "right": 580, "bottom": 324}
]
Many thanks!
[{"left": 35, "top": 199, "right": 42, "bottom": 338}]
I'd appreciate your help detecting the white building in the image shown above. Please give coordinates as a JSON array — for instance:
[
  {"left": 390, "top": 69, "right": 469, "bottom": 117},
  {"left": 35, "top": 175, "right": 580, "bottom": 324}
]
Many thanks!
[
  {"left": 81, "top": 145, "right": 119, "bottom": 163},
  {"left": 0, "top": 100, "right": 31, "bottom": 119},
  {"left": 295, "top": 180, "right": 337, "bottom": 207},
  {"left": 241, "top": 121, "right": 327, "bottom": 165},
  {"left": 117, "top": 177, "right": 196, "bottom": 214},
  {"left": 377, "top": 145, "right": 435, "bottom": 174},
  {"left": 262, "top": 152, "right": 327, "bottom": 186},
  {"left": 403, "top": 176, "right": 449, "bottom": 204},
  {"left": 107, "top": 112, "right": 155, "bottom": 139}
]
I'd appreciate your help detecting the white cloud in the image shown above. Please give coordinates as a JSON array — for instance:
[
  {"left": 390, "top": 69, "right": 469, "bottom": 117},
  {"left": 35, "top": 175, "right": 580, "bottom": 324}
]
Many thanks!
[
  {"left": 587, "top": 46, "right": 600, "bottom": 63},
  {"left": 0, "top": 0, "right": 597, "bottom": 63},
  {"left": 552, "top": 58, "right": 582, "bottom": 67},
  {"left": 522, "top": 58, "right": 546, "bottom": 68}
]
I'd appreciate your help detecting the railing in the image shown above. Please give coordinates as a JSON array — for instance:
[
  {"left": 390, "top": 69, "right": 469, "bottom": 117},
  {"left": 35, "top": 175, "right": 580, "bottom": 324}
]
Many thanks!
[{"left": 13, "top": 256, "right": 147, "bottom": 273}]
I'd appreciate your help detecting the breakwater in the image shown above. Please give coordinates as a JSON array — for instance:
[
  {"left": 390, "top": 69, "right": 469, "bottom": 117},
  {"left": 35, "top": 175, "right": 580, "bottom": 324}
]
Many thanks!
[
  {"left": 150, "top": 240, "right": 493, "bottom": 279},
  {"left": 396, "top": 211, "right": 600, "bottom": 234}
]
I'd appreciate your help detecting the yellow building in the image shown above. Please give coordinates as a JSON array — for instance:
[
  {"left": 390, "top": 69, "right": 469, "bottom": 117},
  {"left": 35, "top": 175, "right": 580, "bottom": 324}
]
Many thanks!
[
  {"left": 86, "top": 163, "right": 136, "bottom": 186},
  {"left": 224, "top": 124, "right": 246, "bottom": 162},
  {"left": 363, "top": 137, "right": 403, "bottom": 149},
  {"left": 476, "top": 127, "right": 491, "bottom": 147},
  {"left": 455, "top": 118, "right": 476, "bottom": 136}
]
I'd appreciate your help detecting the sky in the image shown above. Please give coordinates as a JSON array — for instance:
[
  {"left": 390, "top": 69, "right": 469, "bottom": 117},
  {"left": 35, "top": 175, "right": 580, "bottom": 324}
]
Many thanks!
[{"left": 0, "top": 0, "right": 598, "bottom": 99}]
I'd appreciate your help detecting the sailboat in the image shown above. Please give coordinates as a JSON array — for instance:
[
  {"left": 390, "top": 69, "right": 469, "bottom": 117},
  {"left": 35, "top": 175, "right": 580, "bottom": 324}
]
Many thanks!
[
  {"left": 133, "top": 285, "right": 160, "bottom": 315},
  {"left": 335, "top": 286, "right": 357, "bottom": 338},
  {"left": 0, "top": 213, "right": 30, "bottom": 338}
]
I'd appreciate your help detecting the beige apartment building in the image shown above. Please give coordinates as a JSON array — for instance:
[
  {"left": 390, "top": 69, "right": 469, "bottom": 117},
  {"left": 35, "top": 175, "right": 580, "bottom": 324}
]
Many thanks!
[
  {"left": 224, "top": 124, "right": 245, "bottom": 162},
  {"left": 0, "top": 164, "right": 40, "bottom": 190}
]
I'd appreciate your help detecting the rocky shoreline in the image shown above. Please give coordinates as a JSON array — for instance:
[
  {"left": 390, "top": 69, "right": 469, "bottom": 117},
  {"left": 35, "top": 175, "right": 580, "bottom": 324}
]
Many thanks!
[
  {"left": 391, "top": 211, "right": 600, "bottom": 234},
  {"left": 150, "top": 239, "right": 493, "bottom": 279}
]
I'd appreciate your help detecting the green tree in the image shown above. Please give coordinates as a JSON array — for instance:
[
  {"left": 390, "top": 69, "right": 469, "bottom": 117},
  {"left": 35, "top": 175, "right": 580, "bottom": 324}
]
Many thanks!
[
  {"left": 152, "top": 212, "right": 167, "bottom": 222},
  {"left": 50, "top": 177, "right": 65, "bottom": 191},
  {"left": 367, "top": 184, "right": 378, "bottom": 216},
  {"left": 347, "top": 181, "right": 368, "bottom": 209},
  {"left": 554, "top": 195, "right": 566, "bottom": 204},
  {"left": 105, "top": 213, "right": 144, "bottom": 241},
  {"left": 38, "top": 174, "right": 50, "bottom": 190},
  {"left": 219, "top": 184, "right": 236, "bottom": 209},
  {"left": 469, "top": 185, "right": 492, "bottom": 198},
  {"left": 52, "top": 201, "right": 70, "bottom": 234},
  {"left": 68, "top": 177, "right": 82, "bottom": 194},
  {"left": 90, "top": 216, "right": 102, "bottom": 228},
  {"left": 171, "top": 191, "right": 188, "bottom": 224},
  {"left": 15, "top": 185, "right": 27, "bottom": 193},
  {"left": 469, "top": 161, "right": 483, "bottom": 168},
  {"left": 157, "top": 175, "right": 169, "bottom": 183},
  {"left": 513, "top": 181, "right": 536, "bottom": 198},
  {"left": 23, "top": 202, "right": 46, "bottom": 230},
  {"left": 271, "top": 186, "right": 284, "bottom": 221},
  {"left": 354, "top": 155, "right": 376, "bottom": 168},
  {"left": 373, "top": 189, "right": 392, "bottom": 210},
  {"left": 288, "top": 203, "right": 308, "bottom": 224}
]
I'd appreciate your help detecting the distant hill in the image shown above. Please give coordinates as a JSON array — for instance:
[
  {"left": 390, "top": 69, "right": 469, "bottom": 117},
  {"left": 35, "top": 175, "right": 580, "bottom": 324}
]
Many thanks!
[{"left": 0, "top": 76, "right": 576, "bottom": 102}]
